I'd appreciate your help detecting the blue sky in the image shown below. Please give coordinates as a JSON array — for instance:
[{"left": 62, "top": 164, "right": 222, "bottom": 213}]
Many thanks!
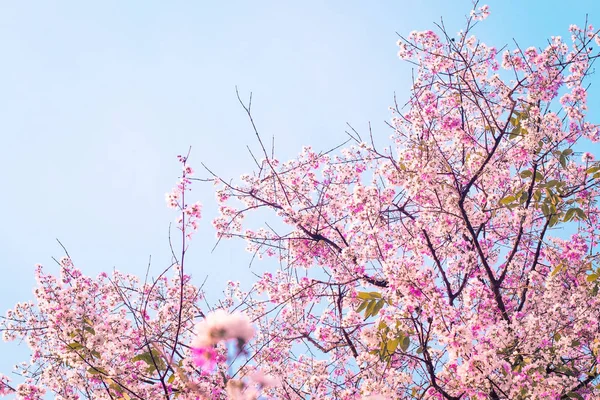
[{"left": 1, "top": 0, "right": 600, "bottom": 391}]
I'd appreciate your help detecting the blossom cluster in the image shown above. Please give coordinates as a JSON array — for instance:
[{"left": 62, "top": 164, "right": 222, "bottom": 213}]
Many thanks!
[{"left": 166, "top": 154, "right": 203, "bottom": 240}]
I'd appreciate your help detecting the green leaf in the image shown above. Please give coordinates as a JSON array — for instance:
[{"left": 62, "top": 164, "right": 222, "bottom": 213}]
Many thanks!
[
  {"left": 87, "top": 367, "right": 107, "bottom": 375},
  {"left": 386, "top": 338, "right": 399, "bottom": 354},
  {"left": 357, "top": 291, "right": 381, "bottom": 300},
  {"left": 499, "top": 195, "right": 516, "bottom": 206},
  {"left": 564, "top": 208, "right": 577, "bottom": 222},
  {"left": 364, "top": 300, "right": 377, "bottom": 318},
  {"left": 167, "top": 374, "right": 176, "bottom": 384},
  {"left": 83, "top": 326, "right": 96, "bottom": 335},
  {"left": 586, "top": 165, "right": 600, "bottom": 174},
  {"left": 400, "top": 336, "right": 410, "bottom": 352},
  {"left": 566, "top": 392, "right": 584, "bottom": 400},
  {"left": 371, "top": 299, "right": 385, "bottom": 317},
  {"left": 356, "top": 300, "right": 368, "bottom": 313},
  {"left": 586, "top": 273, "right": 598, "bottom": 282},
  {"left": 509, "top": 128, "right": 521, "bottom": 139},
  {"left": 520, "top": 170, "right": 533, "bottom": 178},
  {"left": 560, "top": 155, "right": 567, "bottom": 168},
  {"left": 562, "top": 148, "right": 574, "bottom": 156},
  {"left": 67, "top": 342, "right": 84, "bottom": 351},
  {"left": 519, "top": 191, "right": 528, "bottom": 204},
  {"left": 379, "top": 339, "right": 386, "bottom": 354},
  {"left": 109, "top": 382, "right": 122, "bottom": 393},
  {"left": 132, "top": 350, "right": 166, "bottom": 372},
  {"left": 574, "top": 208, "right": 586, "bottom": 221},
  {"left": 551, "top": 264, "right": 564, "bottom": 277},
  {"left": 357, "top": 292, "right": 371, "bottom": 300},
  {"left": 542, "top": 203, "right": 550, "bottom": 218}
]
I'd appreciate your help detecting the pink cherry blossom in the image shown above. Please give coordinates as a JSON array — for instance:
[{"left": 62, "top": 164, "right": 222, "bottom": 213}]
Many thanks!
[
  {"left": 191, "top": 309, "right": 255, "bottom": 348},
  {"left": 191, "top": 346, "right": 217, "bottom": 372}
]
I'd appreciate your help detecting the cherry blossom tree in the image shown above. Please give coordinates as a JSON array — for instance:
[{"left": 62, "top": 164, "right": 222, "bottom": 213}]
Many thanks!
[{"left": 3, "top": 3, "right": 600, "bottom": 399}]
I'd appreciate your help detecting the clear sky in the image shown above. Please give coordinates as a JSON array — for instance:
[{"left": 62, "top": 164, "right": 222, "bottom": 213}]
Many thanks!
[{"left": 1, "top": 0, "right": 600, "bottom": 390}]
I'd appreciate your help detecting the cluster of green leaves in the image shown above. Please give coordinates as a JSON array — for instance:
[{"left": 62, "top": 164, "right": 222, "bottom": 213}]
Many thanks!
[
  {"left": 66, "top": 317, "right": 100, "bottom": 360},
  {"left": 586, "top": 264, "right": 600, "bottom": 283},
  {"left": 500, "top": 107, "right": 596, "bottom": 230},
  {"left": 356, "top": 292, "right": 413, "bottom": 363},
  {"left": 132, "top": 348, "right": 167, "bottom": 375},
  {"left": 508, "top": 108, "right": 530, "bottom": 140},
  {"left": 368, "top": 320, "right": 411, "bottom": 363},
  {"left": 499, "top": 149, "right": 591, "bottom": 227},
  {"left": 586, "top": 163, "right": 600, "bottom": 180},
  {"left": 356, "top": 291, "right": 388, "bottom": 319}
]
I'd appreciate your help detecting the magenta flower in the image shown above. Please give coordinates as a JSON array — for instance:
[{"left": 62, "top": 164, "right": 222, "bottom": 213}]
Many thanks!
[{"left": 191, "top": 346, "right": 217, "bottom": 372}]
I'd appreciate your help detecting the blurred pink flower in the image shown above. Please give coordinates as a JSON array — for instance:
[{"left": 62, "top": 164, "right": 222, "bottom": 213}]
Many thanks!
[{"left": 191, "top": 346, "right": 217, "bottom": 372}]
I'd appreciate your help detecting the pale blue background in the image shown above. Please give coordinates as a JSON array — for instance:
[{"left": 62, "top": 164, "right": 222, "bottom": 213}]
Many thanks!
[{"left": 1, "top": 0, "right": 600, "bottom": 393}]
